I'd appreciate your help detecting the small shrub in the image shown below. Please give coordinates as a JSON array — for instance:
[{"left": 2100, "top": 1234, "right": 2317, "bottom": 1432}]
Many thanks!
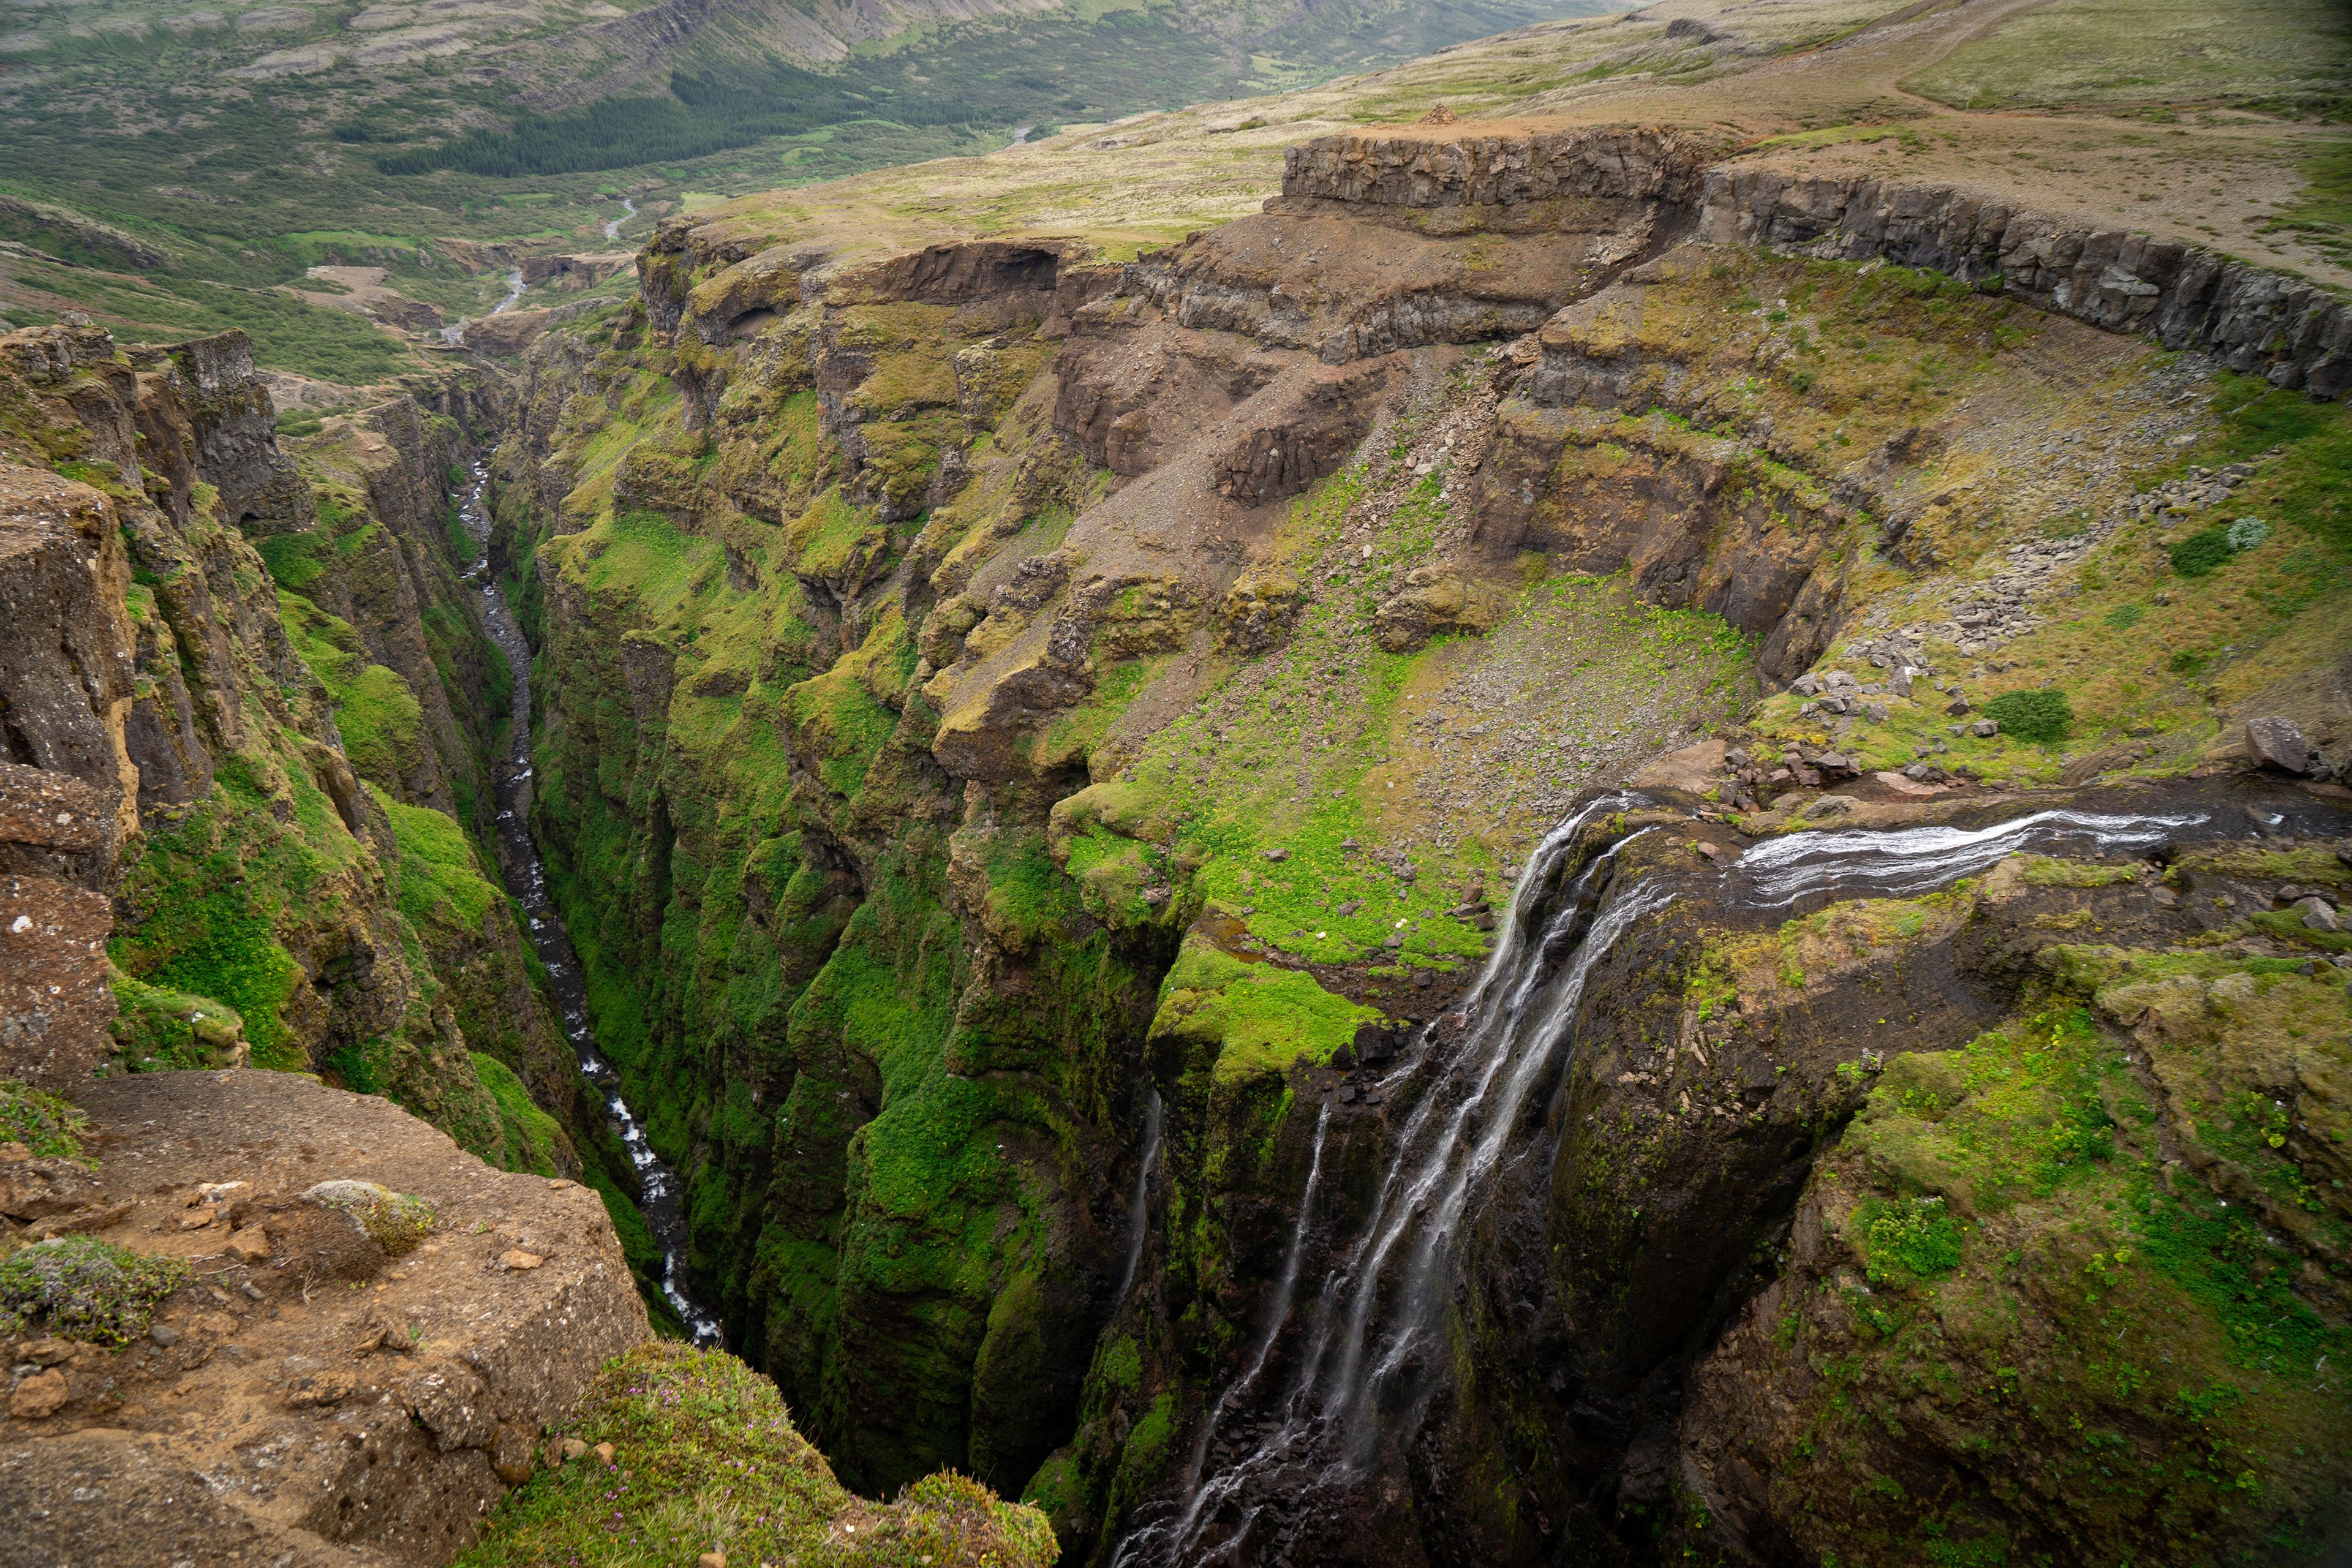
[
  {"left": 0, "top": 1080, "right": 92, "bottom": 1164},
  {"left": 2226, "top": 515, "right": 2269, "bottom": 552},
  {"left": 2168, "top": 526, "right": 2237, "bottom": 577},
  {"left": 0, "top": 1237, "right": 190, "bottom": 1344},
  {"left": 2104, "top": 603, "right": 2146, "bottom": 630},
  {"left": 1982, "top": 688, "right": 2074, "bottom": 745}
]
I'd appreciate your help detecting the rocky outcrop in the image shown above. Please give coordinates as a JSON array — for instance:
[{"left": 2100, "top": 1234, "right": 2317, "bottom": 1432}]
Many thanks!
[
  {"left": 0, "top": 1069, "right": 647, "bottom": 1566},
  {"left": 1698, "top": 169, "right": 2352, "bottom": 397},
  {"left": 1276, "top": 124, "right": 1727, "bottom": 233}
]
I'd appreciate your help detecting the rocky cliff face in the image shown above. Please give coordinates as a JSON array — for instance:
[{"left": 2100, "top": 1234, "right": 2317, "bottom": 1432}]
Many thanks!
[
  {"left": 0, "top": 322, "right": 586, "bottom": 1177},
  {"left": 6, "top": 104, "right": 2350, "bottom": 1568},
  {"left": 483, "top": 112, "right": 2352, "bottom": 1568},
  {"left": 2, "top": 1069, "right": 650, "bottom": 1567}
]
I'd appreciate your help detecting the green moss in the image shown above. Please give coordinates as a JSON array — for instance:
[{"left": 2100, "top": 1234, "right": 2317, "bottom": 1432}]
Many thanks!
[
  {"left": 375, "top": 786, "right": 502, "bottom": 933},
  {"left": 303, "top": 1178, "right": 437, "bottom": 1254},
  {"left": 1149, "top": 938, "right": 1378, "bottom": 1085},
  {"left": 458, "top": 1342, "right": 1054, "bottom": 1568},
  {"left": 0, "top": 1237, "right": 189, "bottom": 1345},
  {"left": 473, "top": 1054, "right": 565, "bottom": 1178},
  {"left": 111, "top": 773, "right": 316, "bottom": 1071},
  {"left": 0, "top": 1080, "right": 92, "bottom": 1163},
  {"left": 280, "top": 591, "right": 426, "bottom": 791},
  {"left": 107, "top": 970, "right": 247, "bottom": 1072},
  {"left": 1853, "top": 1194, "right": 1964, "bottom": 1286}
]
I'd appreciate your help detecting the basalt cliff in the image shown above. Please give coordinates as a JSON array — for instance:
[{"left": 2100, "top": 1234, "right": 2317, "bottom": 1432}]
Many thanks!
[{"left": 5, "top": 80, "right": 2352, "bottom": 1568}]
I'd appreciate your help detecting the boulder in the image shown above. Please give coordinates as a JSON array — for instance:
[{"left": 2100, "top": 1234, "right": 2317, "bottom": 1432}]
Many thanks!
[
  {"left": 2244, "top": 715, "right": 2314, "bottom": 775},
  {"left": 1632, "top": 739, "right": 1730, "bottom": 796},
  {"left": 2293, "top": 896, "right": 2340, "bottom": 933}
]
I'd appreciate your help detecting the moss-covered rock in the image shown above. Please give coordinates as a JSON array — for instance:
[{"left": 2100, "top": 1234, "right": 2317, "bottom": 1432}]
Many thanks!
[
  {"left": 0, "top": 1235, "right": 190, "bottom": 1344},
  {"left": 458, "top": 1341, "right": 1055, "bottom": 1568}
]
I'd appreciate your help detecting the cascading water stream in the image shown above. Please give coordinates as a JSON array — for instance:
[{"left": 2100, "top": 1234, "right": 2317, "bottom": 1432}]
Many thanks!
[
  {"left": 454, "top": 460, "right": 721, "bottom": 1344},
  {"left": 1111, "top": 788, "right": 2223, "bottom": 1566},
  {"left": 1115, "top": 795, "right": 1651, "bottom": 1567},
  {"left": 1120, "top": 1105, "right": 1334, "bottom": 1567},
  {"left": 1114, "top": 1091, "right": 1166, "bottom": 1308}
]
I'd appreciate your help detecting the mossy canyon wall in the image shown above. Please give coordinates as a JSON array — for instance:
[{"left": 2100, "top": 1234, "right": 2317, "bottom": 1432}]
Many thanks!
[
  {"left": 8, "top": 113, "right": 2351, "bottom": 1568},
  {"left": 473, "top": 120, "right": 2352, "bottom": 1567}
]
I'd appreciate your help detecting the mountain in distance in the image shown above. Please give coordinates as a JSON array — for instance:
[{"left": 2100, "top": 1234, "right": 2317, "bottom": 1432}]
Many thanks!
[{"left": 0, "top": 0, "right": 1631, "bottom": 381}]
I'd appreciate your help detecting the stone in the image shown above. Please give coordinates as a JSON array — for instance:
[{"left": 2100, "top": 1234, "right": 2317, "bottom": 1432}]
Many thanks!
[
  {"left": 148, "top": 1322, "right": 181, "bottom": 1347},
  {"left": 2244, "top": 715, "right": 2313, "bottom": 775},
  {"left": 2152, "top": 887, "right": 2180, "bottom": 909},
  {"left": 1970, "top": 720, "right": 2000, "bottom": 738},
  {"left": 225, "top": 1226, "right": 272, "bottom": 1263},
  {"left": 1945, "top": 695, "right": 1970, "bottom": 715},
  {"left": 562, "top": 1437, "right": 590, "bottom": 1460},
  {"left": 1631, "top": 738, "right": 1728, "bottom": 795},
  {"left": 1874, "top": 771, "right": 1939, "bottom": 799},
  {"left": 23, "top": 1338, "right": 72, "bottom": 1366},
  {"left": 1263, "top": 848, "right": 1289, "bottom": 863},
  {"left": 1806, "top": 795, "right": 1857, "bottom": 818},
  {"left": 500, "top": 1249, "right": 545, "bottom": 1271},
  {"left": 2293, "top": 896, "right": 2340, "bottom": 933},
  {"left": 1863, "top": 703, "right": 1889, "bottom": 723},
  {"left": 594, "top": 1441, "right": 616, "bottom": 1467},
  {"left": 284, "top": 1370, "right": 356, "bottom": 1409},
  {"left": 10, "top": 1368, "right": 67, "bottom": 1419}
]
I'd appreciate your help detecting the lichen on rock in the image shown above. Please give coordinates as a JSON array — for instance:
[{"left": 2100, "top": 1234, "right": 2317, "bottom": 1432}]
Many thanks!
[{"left": 300, "top": 1177, "right": 437, "bottom": 1255}]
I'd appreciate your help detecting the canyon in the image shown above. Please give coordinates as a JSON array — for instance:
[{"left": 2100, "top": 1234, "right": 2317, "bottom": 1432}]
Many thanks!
[{"left": 4, "top": 1, "right": 2352, "bottom": 1565}]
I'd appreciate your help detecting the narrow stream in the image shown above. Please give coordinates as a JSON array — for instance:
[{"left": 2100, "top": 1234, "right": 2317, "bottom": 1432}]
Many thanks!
[
  {"left": 603, "top": 197, "right": 638, "bottom": 241},
  {"left": 456, "top": 459, "right": 722, "bottom": 1344}
]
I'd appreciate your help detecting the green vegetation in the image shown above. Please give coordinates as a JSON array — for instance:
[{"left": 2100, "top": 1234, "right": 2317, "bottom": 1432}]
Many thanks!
[
  {"left": 107, "top": 970, "right": 247, "bottom": 1072},
  {"left": 456, "top": 1341, "right": 1055, "bottom": 1568},
  {"left": 1759, "top": 970, "right": 2352, "bottom": 1564},
  {"left": 0, "top": 1080, "right": 92, "bottom": 1163},
  {"left": 0, "top": 1237, "right": 190, "bottom": 1345},
  {"left": 1150, "top": 940, "right": 1379, "bottom": 1085},
  {"left": 1853, "top": 1194, "right": 1964, "bottom": 1285},
  {"left": 1980, "top": 688, "right": 2075, "bottom": 745},
  {"left": 474, "top": 1054, "right": 568, "bottom": 1178},
  {"left": 1901, "top": 0, "right": 2352, "bottom": 112}
]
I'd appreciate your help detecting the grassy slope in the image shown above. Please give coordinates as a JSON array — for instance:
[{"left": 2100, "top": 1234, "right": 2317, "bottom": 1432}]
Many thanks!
[{"left": 0, "top": 0, "right": 1626, "bottom": 369}]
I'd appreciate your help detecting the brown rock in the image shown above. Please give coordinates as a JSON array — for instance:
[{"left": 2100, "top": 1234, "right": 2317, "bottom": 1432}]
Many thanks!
[
  {"left": 27, "top": 1199, "right": 133, "bottom": 1239},
  {"left": 492, "top": 1422, "right": 538, "bottom": 1486},
  {"left": 1633, "top": 739, "right": 1731, "bottom": 796},
  {"left": 1873, "top": 769, "right": 1940, "bottom": 799},
  {"left": 283, "top": 1369, "right": 356, "bottom": 1409},
  {"left": 22, "top": 1338, "right": 72, "bottom": 1367},
  {"left": 2244, "top": 715, "right": 2313, "bottom": 774},
  {"left": 594, "top": 1441, "right": 616, "bottom": 1467},
  {"left": 10, "top": 1368, "right": 68, "bottom": 1419},
  {"left": 225, "top": 1225, "right": 272, "bottom": 1262},
  {"left": 499, "top": 1248, "right": 545, "bottom": 1271}
]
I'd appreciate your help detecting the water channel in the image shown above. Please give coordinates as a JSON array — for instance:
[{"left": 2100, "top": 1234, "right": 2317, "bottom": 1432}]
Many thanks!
[{"left": 456, "top": 459, "right": 722, "bottom": 1344}]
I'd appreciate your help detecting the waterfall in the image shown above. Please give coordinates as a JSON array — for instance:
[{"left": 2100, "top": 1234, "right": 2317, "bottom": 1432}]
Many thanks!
[
  {"left": 1114, "top": 795, "right": 1650, "bottom": 1567},
  {"left": 1105, "top": 786, "right": 2221, "bottom": 1565},
  {"left": 1113, "top": 1090, "right": 1166, "bottom": 1308},
  {"left": 1116, "top": 1103, "right": 1334, "bottom": 1568}
]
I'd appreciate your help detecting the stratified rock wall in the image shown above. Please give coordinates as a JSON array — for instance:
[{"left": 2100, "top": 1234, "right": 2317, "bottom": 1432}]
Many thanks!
[{"left": 1699, "top": 170, "right": 2352, "bottom": 396}]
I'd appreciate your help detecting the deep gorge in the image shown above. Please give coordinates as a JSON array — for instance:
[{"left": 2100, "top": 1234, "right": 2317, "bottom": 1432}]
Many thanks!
[{"left": 5, "top": 110, "right": 2351, "bottom": 1568}]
